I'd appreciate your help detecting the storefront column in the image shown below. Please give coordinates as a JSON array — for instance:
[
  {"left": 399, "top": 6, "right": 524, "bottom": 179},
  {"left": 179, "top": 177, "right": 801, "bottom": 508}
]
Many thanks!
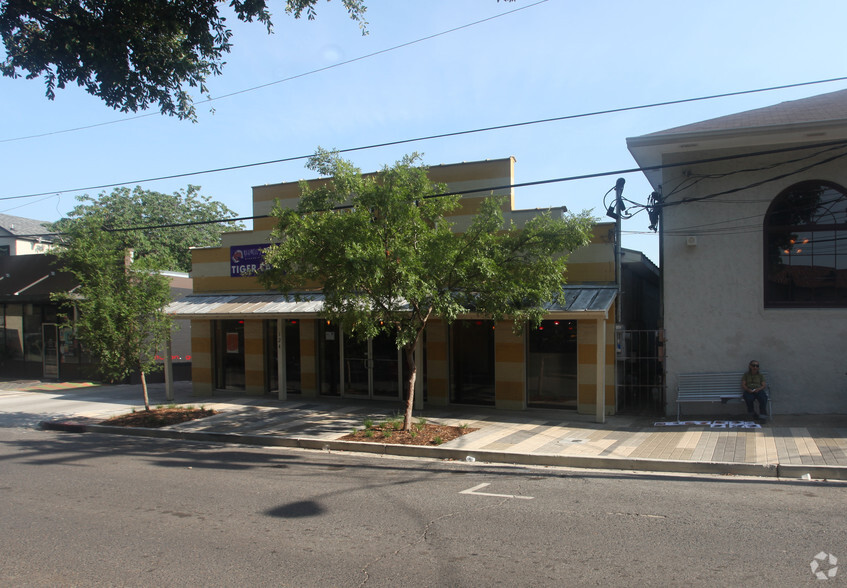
[
  {"left": 595, "top": 318, "right": 606, "bottom": 424},
  {"left": 244, "top": 320, "right": 264, "bottom": 396},
  {"left": 424, "top": 320, "right": 448, "bottom": 405},
  {"left": 191, "top": 320, "right": 213, "bottom": 396}
]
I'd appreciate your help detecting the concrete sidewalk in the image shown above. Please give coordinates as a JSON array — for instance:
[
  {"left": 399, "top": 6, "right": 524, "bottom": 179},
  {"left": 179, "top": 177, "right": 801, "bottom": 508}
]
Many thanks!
[{"left": 14, "top": 379, "right": 847, "bottom": 480}]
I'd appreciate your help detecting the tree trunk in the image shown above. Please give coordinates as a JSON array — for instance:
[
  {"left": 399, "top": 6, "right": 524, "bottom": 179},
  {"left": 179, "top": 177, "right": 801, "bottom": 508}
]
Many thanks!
[
  {"left": 141, "top": 370, "right": 150, "bottom": 411},
  {"left": 402, "top": 343, "right": 417, "bottom": 431}
]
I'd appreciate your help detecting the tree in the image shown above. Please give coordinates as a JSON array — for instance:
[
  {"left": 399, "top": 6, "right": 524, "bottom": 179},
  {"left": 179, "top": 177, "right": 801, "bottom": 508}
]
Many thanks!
[
  {"left": 52, "top": 213, "right": 173, "bottom": 410},
  {"left": 50, "top": 185, "right": 243, "bottom": 272},
  {"left": 1, "top": 1, "right": 517, "bottom": 119},
  {"left": 0, "top": 0, "right": 368, "bottom": 119},
  {"left": 260, "top": 150, "right": 595, "bottom": 430}
]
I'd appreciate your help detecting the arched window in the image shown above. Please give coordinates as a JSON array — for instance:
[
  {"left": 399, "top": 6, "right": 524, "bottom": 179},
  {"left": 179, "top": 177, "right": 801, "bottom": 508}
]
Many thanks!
[{"left": 764, "top": 180, "right": 847, "bottom": 307}]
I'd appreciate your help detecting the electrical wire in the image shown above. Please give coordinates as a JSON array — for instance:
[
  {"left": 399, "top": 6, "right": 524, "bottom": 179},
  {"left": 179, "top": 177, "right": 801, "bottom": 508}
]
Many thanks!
[
  {"left": 7, "top": 129, "right": 847, "bottom": 204},
  {"left": 662, "top": 142, "right": 847, "bottom": 200},
  {"left": 24, "top": 139, "right": 841, "bottom": 237},
  {"left": 661, "top": 148, "right": 847, "bottom": 208}
]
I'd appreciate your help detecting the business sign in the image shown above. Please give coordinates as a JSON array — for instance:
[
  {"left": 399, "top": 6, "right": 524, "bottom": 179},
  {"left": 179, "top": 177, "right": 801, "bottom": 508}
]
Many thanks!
[{"left": 230, "top": 244, "right": 270, "bottom": 277}]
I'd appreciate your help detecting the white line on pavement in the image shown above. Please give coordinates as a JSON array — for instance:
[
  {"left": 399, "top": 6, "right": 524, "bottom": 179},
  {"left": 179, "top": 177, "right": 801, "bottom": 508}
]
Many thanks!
[{"left": 459, "top": 483, "right": 534, "bottom": 500}]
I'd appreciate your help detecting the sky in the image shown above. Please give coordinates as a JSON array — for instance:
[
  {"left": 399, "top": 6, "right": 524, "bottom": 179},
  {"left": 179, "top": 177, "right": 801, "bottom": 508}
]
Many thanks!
[{"left": 2, "top": 0, "right": 847, "bottom": 265}]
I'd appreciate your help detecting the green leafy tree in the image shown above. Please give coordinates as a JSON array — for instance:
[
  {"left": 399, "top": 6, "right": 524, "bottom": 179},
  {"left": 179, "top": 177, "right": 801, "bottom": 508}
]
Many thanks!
[
  {"left": 52, "top": 214, "right": 173, "bottom": 410},
  {"left": 1, "top": 0, "right": 369, "bottom": 119},
  {"left": 260, "top": 150, "right": 595, "bottom": 429},
  {"left": 51, "top": 185, "right": 243, "bottom": 272}
]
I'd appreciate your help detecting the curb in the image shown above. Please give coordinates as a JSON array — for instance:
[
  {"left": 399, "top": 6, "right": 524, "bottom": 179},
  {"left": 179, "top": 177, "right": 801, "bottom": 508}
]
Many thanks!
[{"left": 38, "top": 421, "right": 847, "bottom": 481}]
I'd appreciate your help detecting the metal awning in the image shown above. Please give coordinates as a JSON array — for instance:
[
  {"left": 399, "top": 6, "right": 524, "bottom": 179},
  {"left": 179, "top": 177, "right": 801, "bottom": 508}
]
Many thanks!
[
  {"left": 545, "top": 286, "right": 617, "bottom": 314},
  {"left": 167, "top": 293, "right": 325, "bottom": 319},
  {"left": 167, "top": 286, "right": 616, "bottom": 319}
]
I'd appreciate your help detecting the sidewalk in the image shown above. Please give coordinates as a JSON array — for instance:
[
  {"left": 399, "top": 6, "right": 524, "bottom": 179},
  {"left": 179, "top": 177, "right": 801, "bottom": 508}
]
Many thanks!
[{"left": 19, "top": 379, "right": 847, "bottom": 481}]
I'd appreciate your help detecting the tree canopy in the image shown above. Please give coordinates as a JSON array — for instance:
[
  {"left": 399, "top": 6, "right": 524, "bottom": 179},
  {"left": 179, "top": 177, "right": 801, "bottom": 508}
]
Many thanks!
[
  {"left": 52, "top": 212, "right": 173, "bottom": 409},
  {"left": 50, "top": 185, "right": 243, "bottom": 272},
  {"left": 260, "top": 150, "right": 595, "bottom": 428},
  {"left": 1, "top": 0, "right": 368, "bottom": 119}
]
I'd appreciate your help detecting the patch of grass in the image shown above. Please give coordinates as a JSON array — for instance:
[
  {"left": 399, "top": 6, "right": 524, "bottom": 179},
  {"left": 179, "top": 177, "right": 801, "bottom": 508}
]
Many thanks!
[
  {"left": 363, "top": 418, "right": 374, "bottom": 430},
  {"left": 432, "top": 436, "right": 444, "bottom": 445},
  {"left": 364, "top": 429, "right": 375, "bottom": 438}
]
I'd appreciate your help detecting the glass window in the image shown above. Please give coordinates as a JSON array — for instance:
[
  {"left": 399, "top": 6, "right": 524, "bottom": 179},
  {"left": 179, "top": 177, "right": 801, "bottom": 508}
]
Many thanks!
[
  {"left": 317, "top": 320, "right": 340, "bottom": 396},
  {"left": 214, "top": 320, "right": 245, "bottom": 390},
  {"left": 285, "top": 320, "right": 302, "bottom": 395},
  {"left": 450, "top": 320, "right": 495, "bottom": 405},
  {"left": 527, "top": 320, "right": 578, "bottom": 409},
  {"left": 764, "top": 181, "right": 847, "bottom": 307},
  {"left": 1, "top": 304, "right": 23, "bottom": 360},
  {"left": 23, "top": 305, "right": 42, "bottom": 362}
]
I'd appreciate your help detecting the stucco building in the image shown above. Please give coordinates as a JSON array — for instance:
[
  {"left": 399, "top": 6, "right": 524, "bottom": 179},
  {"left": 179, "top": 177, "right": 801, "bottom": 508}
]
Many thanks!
[
  {"left": 170, "top": 158, "right": 632, "bottom": 418},
  {"left": 0, "top": 213, "right": 55, "bottom": 257},
  {"left": 627, "top": 89, "right": 847, "bottom": 415}
]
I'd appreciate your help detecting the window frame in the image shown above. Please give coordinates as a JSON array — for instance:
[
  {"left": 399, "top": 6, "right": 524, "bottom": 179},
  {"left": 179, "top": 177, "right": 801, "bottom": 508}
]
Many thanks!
[{"left": 763, "top": 180, "right": 847, "bottom": 308}]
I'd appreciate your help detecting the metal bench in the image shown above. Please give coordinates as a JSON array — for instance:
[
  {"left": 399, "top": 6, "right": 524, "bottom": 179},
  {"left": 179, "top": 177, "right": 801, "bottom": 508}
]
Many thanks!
[{"left": 676, "top": 372, "right": 771, "bottom": 420}]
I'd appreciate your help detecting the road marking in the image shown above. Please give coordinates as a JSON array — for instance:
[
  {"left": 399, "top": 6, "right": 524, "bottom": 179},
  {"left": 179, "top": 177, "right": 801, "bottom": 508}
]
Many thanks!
[{"left": 459, "top": 483, "right": 534, "bottom": 500}]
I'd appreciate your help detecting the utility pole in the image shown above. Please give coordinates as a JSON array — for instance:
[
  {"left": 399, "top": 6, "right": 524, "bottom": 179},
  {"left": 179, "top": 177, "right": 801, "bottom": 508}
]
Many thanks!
[{"left": 613, "top": 178, "right": 625, "bottom": 325}]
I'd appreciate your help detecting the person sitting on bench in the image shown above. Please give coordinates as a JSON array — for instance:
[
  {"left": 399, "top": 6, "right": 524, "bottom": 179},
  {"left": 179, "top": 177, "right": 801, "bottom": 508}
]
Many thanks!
[{"left": 741, "top": 360, "right": 768, "bottom": 419}]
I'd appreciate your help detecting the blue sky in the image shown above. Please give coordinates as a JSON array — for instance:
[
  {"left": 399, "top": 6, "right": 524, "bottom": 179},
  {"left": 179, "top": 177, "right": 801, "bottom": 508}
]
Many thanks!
[{"left": 2, "top": 0, "right": 846, "bottom": 264}]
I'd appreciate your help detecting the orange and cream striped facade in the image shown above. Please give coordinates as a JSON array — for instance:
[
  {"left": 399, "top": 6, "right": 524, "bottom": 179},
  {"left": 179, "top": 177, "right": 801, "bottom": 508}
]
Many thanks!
[{"left": 173, "top": 158, "right": 619, "bottom": 417}]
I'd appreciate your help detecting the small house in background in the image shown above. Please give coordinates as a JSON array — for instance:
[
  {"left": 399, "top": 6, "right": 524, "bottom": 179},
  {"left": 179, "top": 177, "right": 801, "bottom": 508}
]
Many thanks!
[
  {"left": 0, "top": 252, "right": 193, "bottom": 382},
  {"left": 169, "top": 157, "right": 660, "bottom": 418},
  {"left": 0, "top": 213, "right": 56, "bottom": 257},
  {"left": 628, "top": 88, "right": 847, "bottom": 415}
]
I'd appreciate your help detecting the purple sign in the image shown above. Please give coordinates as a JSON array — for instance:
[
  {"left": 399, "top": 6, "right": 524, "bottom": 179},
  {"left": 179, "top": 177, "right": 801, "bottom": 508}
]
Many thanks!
[{"left": 230, "top": 244, "right": 270, "bottom": 277}]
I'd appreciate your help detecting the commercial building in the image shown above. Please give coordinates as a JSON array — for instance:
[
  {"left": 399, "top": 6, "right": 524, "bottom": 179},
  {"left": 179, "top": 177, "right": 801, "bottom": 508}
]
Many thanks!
[{"left": 169, "top": 157, "right": 660, "bottom": 418}]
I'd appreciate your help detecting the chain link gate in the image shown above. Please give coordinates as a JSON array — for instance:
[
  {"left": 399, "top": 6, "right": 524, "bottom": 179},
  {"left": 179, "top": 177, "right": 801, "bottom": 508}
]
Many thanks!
[{"left": 615, "top": 329, "right": 665, "bottom": 415}]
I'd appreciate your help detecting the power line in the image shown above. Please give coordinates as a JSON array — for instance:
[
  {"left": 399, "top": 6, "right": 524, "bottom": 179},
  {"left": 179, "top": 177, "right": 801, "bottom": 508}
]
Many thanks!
[
  {"left": 86, "top": 140, "right": 847, "bottom": 235},
  {"left": 17, "top": 138, "right": 847, "bottom": 237},
  {"left": 661, "top": 146, "right": 847, "bottom": 208},
  {"left": 6, "top": 77, "right": 847, "bottom": 203},
  {"left": 0, "top": 0, "right": 550, "bottom": 144}
]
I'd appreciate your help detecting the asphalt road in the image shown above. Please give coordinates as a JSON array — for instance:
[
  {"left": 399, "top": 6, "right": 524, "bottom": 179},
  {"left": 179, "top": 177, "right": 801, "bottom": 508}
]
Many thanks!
[{"left": 2, "top": 423, "right": 846, "bottom": 587}]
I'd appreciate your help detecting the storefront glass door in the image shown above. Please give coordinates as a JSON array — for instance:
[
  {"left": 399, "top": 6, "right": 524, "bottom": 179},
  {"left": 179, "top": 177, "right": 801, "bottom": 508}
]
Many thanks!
[
  {"left": 343, "top": 336, "right": 370, "bottom": 396},
  {"left": 318, "top": 321, "right": 340, "bottom": 396},
  {"left": 214, "top": 320, "right": 245, "bottom": 391},
  {"left": 335, "top": 331, "right": 401, "bottom": 399},
  {"left": 527, "top": 320, "right": 578, "bottom": 409},
  {"left": 451, "top": 320, "right": 495, "bottom": 405},
  {"left": 284, "top": 320, "right": 301, "bottom": 395},
  {"left": 372, "top": 333, "right": 401, "bottom": 398},
  {"left": 265, "top": 319, "right": 302, "bottom": 396}
]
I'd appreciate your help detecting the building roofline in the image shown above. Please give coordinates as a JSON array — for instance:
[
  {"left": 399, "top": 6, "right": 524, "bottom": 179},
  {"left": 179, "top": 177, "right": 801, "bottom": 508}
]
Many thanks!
[{"left": 252, "top": 157, "right": 517, "bottom": 190}]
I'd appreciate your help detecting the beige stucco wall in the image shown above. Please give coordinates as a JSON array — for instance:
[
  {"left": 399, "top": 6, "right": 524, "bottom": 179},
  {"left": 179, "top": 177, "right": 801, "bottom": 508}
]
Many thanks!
[
  {"left": 661, "top": 145, "right": 847, "bottom": 415},
  {"left": 183, "top": 157, "right": 618, "bottom": 413},
  {"left": 0, "top": 237, "right": 53, "bottom": 256}
]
